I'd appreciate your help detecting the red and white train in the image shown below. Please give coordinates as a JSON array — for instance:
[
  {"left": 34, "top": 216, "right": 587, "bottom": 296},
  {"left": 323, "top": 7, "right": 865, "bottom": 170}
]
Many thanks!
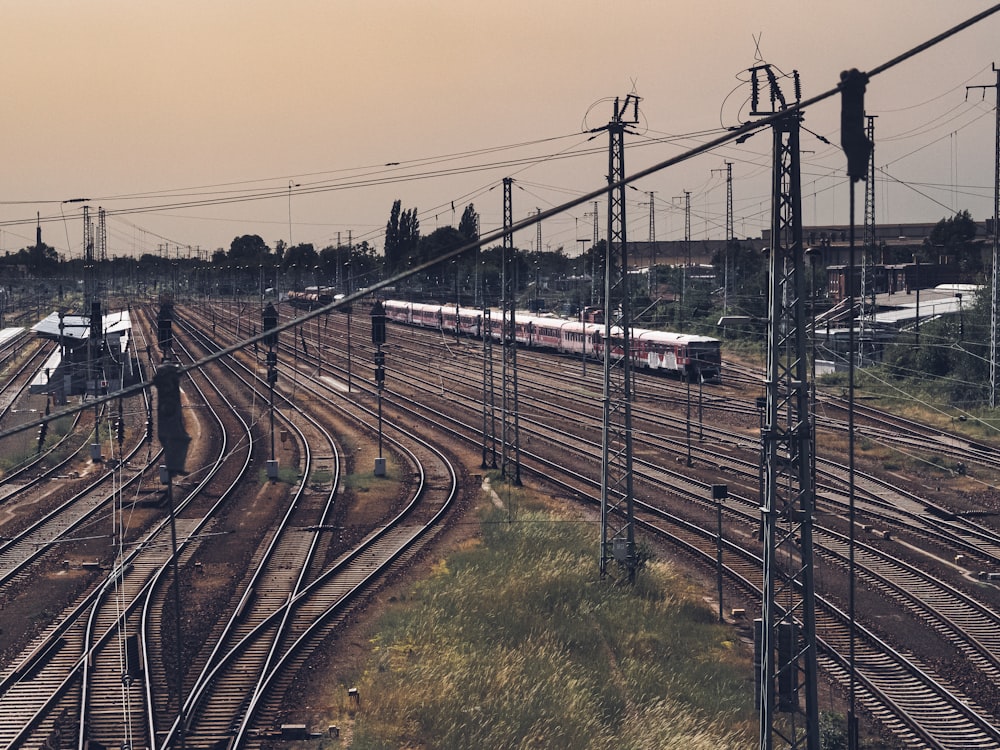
[{"left": 382, "top": 300, "right": 721, "bottom": 382}]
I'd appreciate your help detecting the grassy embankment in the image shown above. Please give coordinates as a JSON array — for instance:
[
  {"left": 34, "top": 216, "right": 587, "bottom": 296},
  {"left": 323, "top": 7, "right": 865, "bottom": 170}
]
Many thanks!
[{"left": 329, "top": 485, "right": 758, "bottom": 749}]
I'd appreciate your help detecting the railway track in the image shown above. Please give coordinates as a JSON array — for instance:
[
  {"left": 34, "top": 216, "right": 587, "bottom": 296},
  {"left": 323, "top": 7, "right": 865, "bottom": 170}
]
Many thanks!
[
  {"left": 236, "top": 300, "right": 1000, "bottom": 748},
  {"left": 30, "top": 297, "right": 987, "bottom": 747}
]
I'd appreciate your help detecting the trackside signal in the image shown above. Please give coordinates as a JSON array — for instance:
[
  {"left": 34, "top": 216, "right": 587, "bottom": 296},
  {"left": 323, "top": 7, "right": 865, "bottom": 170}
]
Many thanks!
[{"left": 153, "top": 363, "right": 190, "bottom": 475}]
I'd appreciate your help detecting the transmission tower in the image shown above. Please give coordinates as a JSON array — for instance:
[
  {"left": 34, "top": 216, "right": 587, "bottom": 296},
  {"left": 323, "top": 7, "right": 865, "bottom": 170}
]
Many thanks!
[
  {"left": 969, "top": 67, "right": 1000, "bottom": 408},
  {"left": 599, "top": 93, "right": 640, "bottom": 580},
  {"left": 500, "top": 177, "right": 521, "bottom": 485},
  {"left": 97, "top": 206, "right": 108, "bottom": 263},
  {"left": 683, "top": 190, "right": 691, "bottom": 324},
  {"left": 481, "top": 208, "right": 497, "bottom": 470},
  {"left": 724, "top": 164, "right": 734, "bottom": 313},
  {"left": 536, "top": 207, "right": 542, "bottom": 254},
  {"left": 585, "top": 201, "right": 600, "bottom": 305},
  {"left": 83, "top": 205, "right": 95, "bottom": 306},
  {"left": 713, "top": 163, "right": 735, "bottom": 313},
  {"left": 751, "top": 64, "right": 820, "bottom": 750},
  {"left": 647, "top": 191, "right": 656, "bottom": 294},
  {"left": 860, "top": 116, "right": 877, "bottom": 366},
  {"left": 481, "top": 301, "right": 497, "bottom": 470}
]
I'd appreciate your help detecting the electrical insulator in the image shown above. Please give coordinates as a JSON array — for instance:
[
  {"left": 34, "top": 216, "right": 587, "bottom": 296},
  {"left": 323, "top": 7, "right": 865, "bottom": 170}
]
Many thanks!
[
  {"left": 153, "top": 364, "right": 190, "bottom": 475},
  {"left": 262, "top": 303, "right": 278, "bottom": 347},
  {"left": 839, "top": 68, "right": 871, "bottom": 183}
]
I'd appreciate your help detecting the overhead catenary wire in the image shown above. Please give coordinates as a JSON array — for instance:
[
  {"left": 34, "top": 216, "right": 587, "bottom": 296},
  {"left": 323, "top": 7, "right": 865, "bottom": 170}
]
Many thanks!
[{"left": 2, "top": 4, "right": 999, "bottom": 445}]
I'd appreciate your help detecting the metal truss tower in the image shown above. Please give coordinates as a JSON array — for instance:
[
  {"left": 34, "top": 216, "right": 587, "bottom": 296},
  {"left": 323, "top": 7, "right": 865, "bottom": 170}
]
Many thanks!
[
  {"left": 83, "top": 205, "right": 95, "bottom": 306},
  {"left": 481, "top": 302, "right": 497, "bottom": 470},
  {"left": 585, "top": 201, "right": 600, "bottom": 305},
  {"left": 860, "top": 116, "right": 877, "bottom": 365},
  {"left": 969, "top": 67, "right": 1000, "bottom": 407},
  {"left": 712, "top": 162, "right": 735, "bottom": 314},
  {"left": 476, "top": 208, "right": 498, "bottom": 470},
  {"left": 500, "top": 177, "right": 521, "bottom": 485},
  {"left": 647, "top": 191, "right": 656, "bottom": 295},
  {"left": 752, "top": 65, "right": 820, "bottom": 750},
  {"left": 599, "top": 94, "right": 639, "bottom": 580},
  {"left": 98, "top": 206, "right": 108, "bottom": 263},
  {"left": 536, "top": 208, "right": 542, "bottom": 254},
  {"left": 724, "top": 162, "right": 734, "bottom": 313},
  {"left": 993, "top": 70, "right": 1000, "bottom": 408}
]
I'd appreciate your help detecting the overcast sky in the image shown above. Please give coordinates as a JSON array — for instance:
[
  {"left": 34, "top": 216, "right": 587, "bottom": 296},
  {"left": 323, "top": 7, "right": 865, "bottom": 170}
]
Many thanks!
[{"left": 3, "top": 1, "right": 1000, "bottom": 260}]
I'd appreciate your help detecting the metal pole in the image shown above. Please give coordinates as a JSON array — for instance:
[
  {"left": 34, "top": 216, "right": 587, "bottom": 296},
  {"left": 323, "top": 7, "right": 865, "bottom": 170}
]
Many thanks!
[
  {"left": 685, "top": 374, "right": 692, "bottom": 467},
  {"left": 713, "top": 484, "right": 728, "bottom": 624},
  {"left": 166, "top": 473, "right": 186, "bottom": 750}
]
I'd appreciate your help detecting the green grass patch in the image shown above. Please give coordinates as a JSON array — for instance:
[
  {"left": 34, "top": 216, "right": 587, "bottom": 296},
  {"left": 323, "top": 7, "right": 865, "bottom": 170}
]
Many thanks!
[
  {"left": 344, "top": 499, "right": 757, "bottom": 748},
  {"left": 345, "top": 463, "right": 396, "bottom": 490},
  {"left": 258, "top": 464, "right": 301, "bottom": 485},
  {"left": 309, "top": 467, "right": 335, "bottom": 487}
]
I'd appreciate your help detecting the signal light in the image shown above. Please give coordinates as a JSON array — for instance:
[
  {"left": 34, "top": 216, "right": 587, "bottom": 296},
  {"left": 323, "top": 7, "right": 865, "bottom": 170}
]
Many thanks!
[
  {"left": 839, "top": 68, "right": 871, "bottom": 183},
  {"left": 157, "top": 303, "right": 173, "bottom": 352},
  {"left": 153, "top": 364, "right": 190, "bottom": 475},
  {"left": 371, "top": 300, "right": 387, "bottom": 345},
  {"left": 262, "top": 303, "right": 278, "bottom": 347}
]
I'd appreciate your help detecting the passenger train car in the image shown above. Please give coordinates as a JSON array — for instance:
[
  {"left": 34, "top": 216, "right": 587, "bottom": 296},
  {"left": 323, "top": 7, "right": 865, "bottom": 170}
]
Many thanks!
[{"left": 381, "top": 300, "right": 721, "bottom": 381}]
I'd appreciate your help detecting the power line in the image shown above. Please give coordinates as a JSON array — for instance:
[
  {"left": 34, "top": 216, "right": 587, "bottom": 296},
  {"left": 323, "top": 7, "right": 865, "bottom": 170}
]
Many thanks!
[{"left": 4, "top": 4, "right": 999, "bottom": 445}]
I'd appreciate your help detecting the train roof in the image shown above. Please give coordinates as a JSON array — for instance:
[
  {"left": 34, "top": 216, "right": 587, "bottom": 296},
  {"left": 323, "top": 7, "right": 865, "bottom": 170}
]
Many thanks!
[
  {"left": 606, "top": 326, "right": 719, "bottom": 344},
  {"left": 379, "top": 301, "right": 716, "bottom": 342}
]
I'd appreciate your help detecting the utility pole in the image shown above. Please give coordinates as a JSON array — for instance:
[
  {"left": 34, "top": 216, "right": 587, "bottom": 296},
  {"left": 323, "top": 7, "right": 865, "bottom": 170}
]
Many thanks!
[
  {"left": 752, "top": 63, "right": 820, "bottom": 750},
  {"left": 536, "top": 207, "right": 542, "bottom": 256},
  {"left": 647, "top": 192, "right": 656, "bottom": 294},
  {"left": 97, "top": 207, "right": 108, "bottom": 263},
  {"left": 860, "top": 115, "right": 877, "bottom": 367},
  {"left": 638, "top": 191, "right": 657, "bottom": 295},
  {"left": 673, "top": 191, "right": 692, "bottom": 325},
  {"left": 501, "top": 177, "right": 521, "bottom": 485},
  {"left": 598, "top": 92, "right": 640, "bottom": 581},
  {"left": 480, "top": 208, "right": 497, "bottom": 472},
  {"left": 482, "top": 283, "right": 497, "bottom": 470},
  {"left": 263, "top": 302, "right": 279, "bottom": 481},
  {"left": 713, "top": 163, "right": 735, "bottom": 314},
  {"left": 968, "top": 66, "right": 1000, "bottom": 407},
  {"left": 83, "top": 205, "right": 95, "bottom": 307},
  {"left": 584, "top": 202, "right": 600, "bottom": 305}
]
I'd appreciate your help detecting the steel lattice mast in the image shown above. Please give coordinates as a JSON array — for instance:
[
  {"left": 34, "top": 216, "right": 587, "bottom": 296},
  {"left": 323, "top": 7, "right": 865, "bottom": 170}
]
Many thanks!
[
  {"left": 752, "top": 65, "right": 820, "bottom": 750},
  {"left": 860, "top": 115, "right": 877, "bottom": 367},
  {"left": 970, "top": 66, "right": 1000, "bottom": 407},
  {"left": 599, "top": 94, "right": 639, "bottom": 580},
  {"left": 500, "top": 176, "right": 521, "bottom": 485},
  {"left": 993, "top": 70, "right": 1000, "bottom": 408},
  {"left": 993, "top": 73, "right": 1000, "bottom": 408},
  {"left": 724, "top": 162, "right": 734, "bottom": 314},
  {"left": 482, "top": 213, "right": 498, "bottom": 470}
]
